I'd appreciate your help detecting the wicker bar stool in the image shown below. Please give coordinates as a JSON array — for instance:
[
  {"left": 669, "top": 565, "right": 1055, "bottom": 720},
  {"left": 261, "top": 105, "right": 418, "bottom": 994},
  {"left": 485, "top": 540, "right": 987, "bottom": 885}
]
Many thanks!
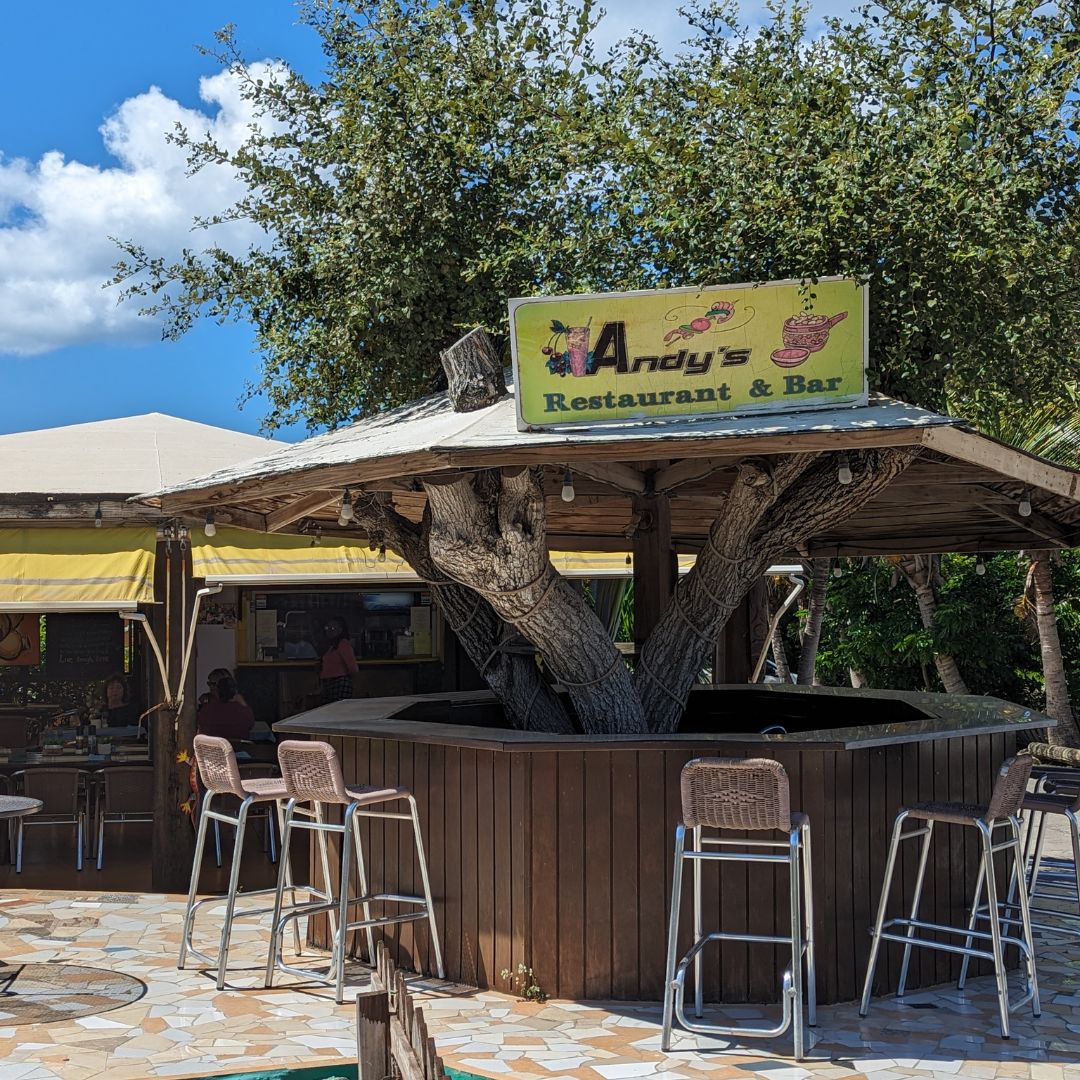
[
  {"left": 661, "top": 758, "right": 816, "bottom": 1060},
  {"left": 179, "top": 735, "right": 305, "bottom": 989},
  {"left": 265, "top": 740, "right": 445, "bottom": 1003},
  {"left": 859, "top": 753, "right": 1039, "bottom": 1039}
]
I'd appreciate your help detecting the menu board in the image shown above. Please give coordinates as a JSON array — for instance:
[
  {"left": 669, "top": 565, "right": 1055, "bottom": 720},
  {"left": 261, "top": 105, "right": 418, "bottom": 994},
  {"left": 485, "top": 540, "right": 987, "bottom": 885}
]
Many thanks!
[{"left": 45, "top": 614, "right": 124, "bottom": 679}]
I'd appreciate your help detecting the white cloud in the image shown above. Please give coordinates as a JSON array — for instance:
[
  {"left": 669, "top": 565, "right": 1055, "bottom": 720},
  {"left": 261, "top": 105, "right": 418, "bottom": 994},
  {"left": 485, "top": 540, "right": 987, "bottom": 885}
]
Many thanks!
[{"left": 0, "top": 66, "right": 277, "bottom": 356}]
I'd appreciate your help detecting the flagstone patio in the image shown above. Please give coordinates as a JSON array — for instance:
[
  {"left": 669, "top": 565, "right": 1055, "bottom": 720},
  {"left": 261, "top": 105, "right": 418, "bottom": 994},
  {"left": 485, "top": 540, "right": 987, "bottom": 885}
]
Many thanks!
[{"left": 0, "top": 822, "right": 1075, "bottom": 1080}]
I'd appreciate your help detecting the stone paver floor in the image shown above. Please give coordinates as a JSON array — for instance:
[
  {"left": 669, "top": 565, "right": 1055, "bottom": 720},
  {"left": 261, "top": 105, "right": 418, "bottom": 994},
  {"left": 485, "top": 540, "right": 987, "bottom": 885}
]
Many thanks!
[{"left": 0, "top": 817, "right": 1075, "bottom": 1080}]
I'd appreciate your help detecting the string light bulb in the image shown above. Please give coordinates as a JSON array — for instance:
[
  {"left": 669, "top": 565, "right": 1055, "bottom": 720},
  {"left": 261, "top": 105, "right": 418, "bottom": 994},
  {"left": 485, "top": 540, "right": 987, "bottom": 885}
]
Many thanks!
[
  {"left": 1018, "top": 489, "right": 1032, "bottom": 518},
  {"left": 561, "top": 468, "right": 576, "bottom": 503},
  {"left": 94, "top": 503, "right": 103, "bottom": 529},
  {"left": 378, "top": 544, "right": 387, "bottom": 563},
  {"left": 832, "top": 563, "right": 843, "bottom": 579},
  {"left": 975, "top": 558, "right": 986, "bottom": 576},
  {"left": 338, "top": 488, "right": 355, "bottom": 526},
  {"left": 836, "top": 453, "right": 853, "bottom": 486},
  {"left": 203, "top": 511, "right": 217, "bottom": 538},
  {"left": 310, "top": 526, "right": 323, "bottom": 548}
]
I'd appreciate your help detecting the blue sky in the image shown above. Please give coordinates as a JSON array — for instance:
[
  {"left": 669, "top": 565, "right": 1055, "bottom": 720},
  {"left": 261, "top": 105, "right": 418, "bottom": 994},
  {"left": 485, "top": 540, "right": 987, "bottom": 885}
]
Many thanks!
[{"left": 0, "top": 1, "right": 852, "bottom": 440}]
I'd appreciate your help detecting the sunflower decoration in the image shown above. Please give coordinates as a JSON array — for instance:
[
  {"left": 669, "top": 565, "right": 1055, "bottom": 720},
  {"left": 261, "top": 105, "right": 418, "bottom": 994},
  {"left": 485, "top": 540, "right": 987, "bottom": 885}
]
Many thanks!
[{"left": 175, "top": 748, "right": 192, "bottom": 765}]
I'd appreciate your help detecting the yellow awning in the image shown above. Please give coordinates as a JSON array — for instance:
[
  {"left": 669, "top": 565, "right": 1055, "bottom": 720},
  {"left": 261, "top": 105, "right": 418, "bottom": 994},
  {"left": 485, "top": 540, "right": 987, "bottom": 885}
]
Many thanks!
[
  {"left": 192, "top": 527, "right": 698, "bottom": 584},
  {"left": 0, "top": 528, "right": 156, "bottom": 611},
  {"left": 191, "top": 527, "right": 417, "bottom": 584}
]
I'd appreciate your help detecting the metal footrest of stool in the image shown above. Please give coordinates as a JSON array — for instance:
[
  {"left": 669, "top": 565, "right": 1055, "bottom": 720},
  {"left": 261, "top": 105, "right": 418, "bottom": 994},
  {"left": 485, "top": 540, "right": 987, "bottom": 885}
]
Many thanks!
[
  {"left": 671, "top": 932, "right": 803, "bottom": 1042},
  {"left": 876, "top": 915, "right": 1038, "bottom": 1014},
  {"left": 268, "top": 891, "right": 432, "bottom": 987},
  {"left": 180, "top": 883, "right": 323, "bottom": 969}
]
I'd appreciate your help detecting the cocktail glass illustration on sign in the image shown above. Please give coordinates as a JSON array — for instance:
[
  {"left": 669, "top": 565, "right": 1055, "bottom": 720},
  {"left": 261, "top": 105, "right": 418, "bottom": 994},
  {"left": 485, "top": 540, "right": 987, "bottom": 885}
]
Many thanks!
[
  {"left": 566, "top": 322, "right": 591, "bottom": 377},
  {"left": 782, "top": 311, "right": 848, "bottom": 353},
  {"left": 543, "top": 319, "right": 592, "bottom": 377},
  {"left": 663, "top": 300, "right": 736, "bottom": 344}
]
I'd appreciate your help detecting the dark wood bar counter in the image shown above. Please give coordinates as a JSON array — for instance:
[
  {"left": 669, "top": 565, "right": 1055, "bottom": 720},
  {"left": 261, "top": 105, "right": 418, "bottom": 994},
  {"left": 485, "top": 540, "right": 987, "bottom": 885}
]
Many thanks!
[{"left": 276, "top": 685, "right": 1050, "bottom": 1005}]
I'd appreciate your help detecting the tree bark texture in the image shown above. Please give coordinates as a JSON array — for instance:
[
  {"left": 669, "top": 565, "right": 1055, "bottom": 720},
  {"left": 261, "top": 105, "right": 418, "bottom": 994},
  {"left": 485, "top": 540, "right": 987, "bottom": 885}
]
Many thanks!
[
  {"left": 797, "top": 558, "right": 831, "bottom": 685},
  {"left": 423, "top": 469, "right": 647, "bottom": 734},
  {"left": 355, "top": 494, "right": 574, "bottom": 734},
  {"left": 898, "top": 555, "right": 969, "bottom": 696},
  {"left": 1029, "top": 550, "right": 1080, "bottom": 747},
  {"left": 637, "top": 448, "right": 918, "bottom": 732},
  {"left": 440, "top": 328, "right": 507, "bottom": 412}
]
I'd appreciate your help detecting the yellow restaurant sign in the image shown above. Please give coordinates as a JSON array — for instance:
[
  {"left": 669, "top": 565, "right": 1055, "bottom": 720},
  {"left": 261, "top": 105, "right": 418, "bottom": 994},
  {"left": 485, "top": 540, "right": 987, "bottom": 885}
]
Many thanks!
[{"left": 510, "top": 277, "right": 867, "bottom": 430}]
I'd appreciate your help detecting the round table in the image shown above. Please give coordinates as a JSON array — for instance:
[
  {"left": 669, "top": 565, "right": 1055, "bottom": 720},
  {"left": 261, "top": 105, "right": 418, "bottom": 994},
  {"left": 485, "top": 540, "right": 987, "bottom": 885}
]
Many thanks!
[{"left": 0, "top": 795, "right": 41, "bottom": 822}]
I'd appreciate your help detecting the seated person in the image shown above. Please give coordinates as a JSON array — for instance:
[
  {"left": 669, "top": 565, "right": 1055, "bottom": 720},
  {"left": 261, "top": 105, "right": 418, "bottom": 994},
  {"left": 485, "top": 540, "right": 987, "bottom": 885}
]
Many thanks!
[
  {"left": 198, "top": 667, "right": 249, "bottom": 711},
  {"left": 102, "top": 674, "right": 141, "bottom": 728},
  {"left": 197, "top": 674, "right": 255, "bottom": 746}
]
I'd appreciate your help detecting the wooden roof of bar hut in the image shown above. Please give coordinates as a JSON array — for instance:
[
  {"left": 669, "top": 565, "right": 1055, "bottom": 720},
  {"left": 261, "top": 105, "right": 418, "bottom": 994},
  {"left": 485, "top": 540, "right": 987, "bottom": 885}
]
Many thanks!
[{"left": 140, "top": 380, "right": 1080, "bottom": 558}]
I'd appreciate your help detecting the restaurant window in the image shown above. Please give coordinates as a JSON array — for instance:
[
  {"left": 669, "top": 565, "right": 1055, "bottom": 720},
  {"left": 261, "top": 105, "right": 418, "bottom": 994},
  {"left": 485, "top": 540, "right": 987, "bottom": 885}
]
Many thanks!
[{"left": 237, "top": 587, "right": 439, "bottom": 664}]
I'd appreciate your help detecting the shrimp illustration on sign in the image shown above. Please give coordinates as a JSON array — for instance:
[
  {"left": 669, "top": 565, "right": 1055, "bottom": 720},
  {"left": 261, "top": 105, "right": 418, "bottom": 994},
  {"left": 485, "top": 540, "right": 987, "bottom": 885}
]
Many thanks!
[
  {"left": 663, "top": 299, "right": 737, "bottom": 344},
  {"left": 544, "top": 317, "right": 593, "bottom": 377}
]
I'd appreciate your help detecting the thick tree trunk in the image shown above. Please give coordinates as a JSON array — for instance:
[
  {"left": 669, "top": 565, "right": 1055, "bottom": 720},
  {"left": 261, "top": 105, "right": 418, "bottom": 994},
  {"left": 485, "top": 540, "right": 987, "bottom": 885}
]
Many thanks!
[
  {"left": 898, "top": 555, "right": 968, "bottom": 695},
  {"left": 637, "top": 448, "right": 917, "bottom": 732},
  {"left": 424, "top": 469, "right": 647, "bottom": 734},
  {"left": 1030, "top": 550, "right": 1080, "bottom": 747},
  {"left": 355, "top": 495, "right": 574, "bottom": 734},
  {"left": 797, "top": 558, "right": 831, "bottom": 685}
]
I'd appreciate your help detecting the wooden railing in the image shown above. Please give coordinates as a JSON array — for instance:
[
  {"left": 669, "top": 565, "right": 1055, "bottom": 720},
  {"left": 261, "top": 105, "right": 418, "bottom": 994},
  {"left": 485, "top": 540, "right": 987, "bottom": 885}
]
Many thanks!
[{"left": 356, "top": 943, "right": 449, "bottom": 1080}]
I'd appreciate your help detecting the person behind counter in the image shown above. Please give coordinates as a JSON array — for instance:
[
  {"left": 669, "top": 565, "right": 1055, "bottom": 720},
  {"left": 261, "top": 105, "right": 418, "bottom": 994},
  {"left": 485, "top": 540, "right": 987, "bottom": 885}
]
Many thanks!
[
  {"left": 319, "top": 616, "right": 358, "bottom": 703},
  {"left": 102, "top": 674, "right": 141, "bottom": 729},
  {"left": 197, "top": 674, "right": 255, "bottom": 746}
]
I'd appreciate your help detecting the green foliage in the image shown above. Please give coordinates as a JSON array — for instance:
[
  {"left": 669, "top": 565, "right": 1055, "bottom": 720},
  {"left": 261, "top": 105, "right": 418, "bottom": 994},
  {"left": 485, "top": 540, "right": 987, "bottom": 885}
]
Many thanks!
[
  {"left": 499, "top": 962, "right": 547, "bottom": 1003},
  {"left": 813, "top": 554, "right": 1045, "bottom": 703},
  {"left": 113, "top": 0, "right": 1080, "bottom": 431}
]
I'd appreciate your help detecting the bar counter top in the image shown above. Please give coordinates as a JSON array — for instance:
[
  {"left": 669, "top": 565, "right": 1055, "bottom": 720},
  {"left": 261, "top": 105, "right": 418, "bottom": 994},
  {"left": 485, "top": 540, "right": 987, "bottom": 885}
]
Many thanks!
[{"left": 274, "top": 683, "right": 1052, "bottom": 752}]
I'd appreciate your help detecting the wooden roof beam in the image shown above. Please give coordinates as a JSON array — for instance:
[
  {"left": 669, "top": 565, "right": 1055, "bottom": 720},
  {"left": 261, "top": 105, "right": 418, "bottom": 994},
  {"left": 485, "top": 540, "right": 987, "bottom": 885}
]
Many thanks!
[
  {"left": 922, "top": 425, "right": 1080, "bottom": 500},
  {"left": 654, "top": 457, "right": 731, "bottom": 493},
  {"left": 563, "top": 461, "right": 646, "bottom": 495},
  {"left": 977, "top": 500, "right": 1074, "bottom": 548},
  {"left": 265, "top": 491, "right": 340, "bottom": 533}
]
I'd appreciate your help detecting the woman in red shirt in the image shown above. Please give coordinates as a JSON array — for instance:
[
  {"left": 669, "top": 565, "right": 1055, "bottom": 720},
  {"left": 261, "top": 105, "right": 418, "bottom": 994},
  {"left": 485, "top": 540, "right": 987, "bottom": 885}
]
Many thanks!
[
  {"left": 197, "top": 674, "right": 255, "bottom": 746},
  {"left": 319, "top": 617, "right": 358, "bottom": 703}
]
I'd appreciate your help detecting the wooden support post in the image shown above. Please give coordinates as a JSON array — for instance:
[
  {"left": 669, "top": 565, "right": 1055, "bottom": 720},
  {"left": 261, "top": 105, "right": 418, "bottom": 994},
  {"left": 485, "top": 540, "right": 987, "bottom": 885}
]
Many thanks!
[
  {"left": 357, "top": 987, "right": 391, "bottom": 1079},
  {"left": 714, "top": 578, "right": 769, "bottom": 683},
  {"left": 151, "top": 536, "right": 197, "bottom": 893},
  {"left": 631, "top": 493, "right": 674, "bottom": 654}
]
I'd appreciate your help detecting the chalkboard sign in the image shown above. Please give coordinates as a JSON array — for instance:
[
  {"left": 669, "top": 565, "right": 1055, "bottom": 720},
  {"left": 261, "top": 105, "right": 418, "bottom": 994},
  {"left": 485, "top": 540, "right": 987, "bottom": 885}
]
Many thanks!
[{"left": 45, "top": 614, "right": 124, "bottom": 680}]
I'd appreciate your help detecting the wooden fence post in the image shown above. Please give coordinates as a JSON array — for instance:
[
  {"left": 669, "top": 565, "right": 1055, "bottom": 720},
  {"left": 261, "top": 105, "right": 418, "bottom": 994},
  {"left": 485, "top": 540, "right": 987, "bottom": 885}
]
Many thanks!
[{"left": 356, "top": 986, "right": 391, "bottom": 1079}]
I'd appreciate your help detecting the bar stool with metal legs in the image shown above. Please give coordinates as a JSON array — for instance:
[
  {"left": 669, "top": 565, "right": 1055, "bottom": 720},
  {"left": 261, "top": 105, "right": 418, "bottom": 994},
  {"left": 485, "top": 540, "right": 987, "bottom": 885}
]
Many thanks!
[
  {"left": 265, "top": 740, "right": 445, "bottom": 1003},
  {"left": 661, "top": 757, "right": 816, "bottom": 1060},
  {"left": 179, "top": 735, "right": 305, "bottom": 989},
  {"left": 1013, "top": 765, "right": 1080, "bottom": 936},
  {"left": 859, "top": 753, "right": 1039, "bottom": 1039}
]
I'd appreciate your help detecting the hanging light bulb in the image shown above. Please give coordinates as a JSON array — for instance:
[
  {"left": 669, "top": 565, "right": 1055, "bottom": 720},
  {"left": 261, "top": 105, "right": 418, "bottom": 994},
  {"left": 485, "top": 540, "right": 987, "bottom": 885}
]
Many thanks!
[
  {"left": 836, "top": 453, "right": 853, "bottom": 486},
  {"left": 94, "top": 503, "right": 103, "bottom": 529},
  {"left": 203, "top": 511, "right": 217, "bottom": 538},
  {"left": 625, "top": 553, "right": 632, "bottom": 566},
  {"left": 310, "top": 526, "right": 323, "bottom": 547},
  {"left": 832, "top": 563, "right": 843, "bottom": 579},
  {"left": 1018, "top": 489, "right": 1032, "bottom": 518},
  {"left": 975, "top": 558, "right": 987, "bottom": 576},
  {"left": 338, "top": 488, "right": 355, "bottom": 526},
  {"left": 561, "top": 468, "right": 576, "bottom": 503},
  {"left": 378, "top": 544, "right": 387, "bottom": 563}
]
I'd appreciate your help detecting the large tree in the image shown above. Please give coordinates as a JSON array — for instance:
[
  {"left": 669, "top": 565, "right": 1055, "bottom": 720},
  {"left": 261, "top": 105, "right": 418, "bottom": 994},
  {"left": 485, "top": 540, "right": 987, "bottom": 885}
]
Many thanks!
[
  {"left": 114, "top": 0, "right": 1080, "bottom": 430},
  {"left": 112, "top": 0, "right": 1080, "bottom": 733}
]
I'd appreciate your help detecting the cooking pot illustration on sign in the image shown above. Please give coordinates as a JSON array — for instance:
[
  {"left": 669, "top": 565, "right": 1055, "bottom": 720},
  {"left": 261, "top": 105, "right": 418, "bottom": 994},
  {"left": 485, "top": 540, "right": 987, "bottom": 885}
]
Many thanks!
[{"left": 781, "top": 310, "right": 848, "bottom": 353}]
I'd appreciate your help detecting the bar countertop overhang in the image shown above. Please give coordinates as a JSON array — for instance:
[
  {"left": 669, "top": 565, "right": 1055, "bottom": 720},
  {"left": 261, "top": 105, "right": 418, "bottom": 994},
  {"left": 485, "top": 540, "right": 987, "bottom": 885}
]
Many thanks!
[{"left": 274, "top": 683, "right": 1053, "bottom": 752}]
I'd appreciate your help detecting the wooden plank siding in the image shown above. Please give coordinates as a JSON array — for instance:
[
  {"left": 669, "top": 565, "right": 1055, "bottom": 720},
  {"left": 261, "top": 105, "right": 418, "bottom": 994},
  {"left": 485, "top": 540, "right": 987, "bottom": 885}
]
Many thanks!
[{"left": 316, "top": 731, "right": 1018, "bottom": 1005}]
